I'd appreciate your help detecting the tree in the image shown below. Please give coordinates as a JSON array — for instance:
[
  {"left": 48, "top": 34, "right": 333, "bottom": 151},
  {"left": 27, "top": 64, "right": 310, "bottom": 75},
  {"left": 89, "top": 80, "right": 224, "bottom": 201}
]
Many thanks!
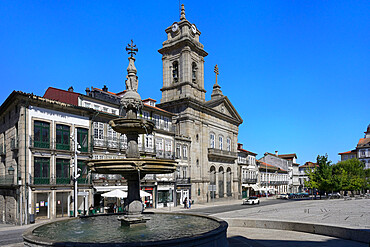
[
  {"left": 333, "top": 158, "right": 366, "bottom": 194},
  {"left": 315, "top": 154, "right": 333, "bottom": 195}
]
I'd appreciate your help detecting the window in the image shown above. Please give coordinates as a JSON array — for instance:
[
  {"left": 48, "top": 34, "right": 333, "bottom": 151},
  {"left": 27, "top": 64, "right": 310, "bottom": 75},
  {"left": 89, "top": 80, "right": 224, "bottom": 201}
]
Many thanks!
[
  {"left": 77, "top": 128, "right": 88, "bottom": 152},
  {"left": 164, "top": 117, "right": 169, "bottom": 130},
  {"left": 176, "top": 144, "right": 181, "bottom": 158},
  {"left": 56, "top": 159, "right": 70, "bottom": 184},
  {"left": 56, "top": 124, "right": 70, "bottom": 150},
  {"left": 210, "top": 133, "right": 215, "bottom": 148},
  {"left": 192, "top": 62, "right": 197, "bottom": 82},
  {"left": 165, "top": 140, "right": 172, "bottom": 158},
  {"left": 111, "top": 109, "right": 117, "bottom": 115},
  {"left": 34, "top": 157, "right": 50, "bottom": 184},
  {"left": 77, "top": 160, "right": 89, "bottom": 184},
  {"left": 158, "top": 190, "right": 173, "bottom": 203},
  {"left": 145, "top": 135, "right": 153, "bottom": 150},
  {"left": 103, "top": 107, "right": 108, "bottom": 112},
  {"left": 154, "top": 115, "right": 160, "bottom": 128},
  {"left": 94, "top": 105, "right": 100, "bottom": 110},
  {"left": 93, "top": 122, "right": 104, "bottom": 140},
  {"left": 34, "top": 121, "right": 50, "bottom": 148},
  {"left": 156, "top": 138, "right": 163, "bottom": 151},
  {"left": 183, "top": 166, "right": 187, "bottom": 178},
  {"left": 227, "top": 138, "right": 231, "bottom": 151},
  {"left": 172, "top": 61, "right": 179, "bottom": 82},
  {"left": 84, "top": 102, "right": 91, "bottom": 108},
  {"left": 219, "top": 136, "right": 223, "bottom": 150},
  {"left": 120, "top": 134, "right": 127, "bottom": 150},
  {"left": 183, "top": 145, "right": 188, "bottom": 159},
  {"left": 143, "top": 111, "right": 150, "bottom": 120}
]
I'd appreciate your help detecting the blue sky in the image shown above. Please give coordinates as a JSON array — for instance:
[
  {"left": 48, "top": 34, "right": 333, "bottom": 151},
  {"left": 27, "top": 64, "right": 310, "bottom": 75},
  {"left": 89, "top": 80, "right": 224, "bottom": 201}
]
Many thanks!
[{"left": 0, "top": 1, "right": 369, "bottom": 164}]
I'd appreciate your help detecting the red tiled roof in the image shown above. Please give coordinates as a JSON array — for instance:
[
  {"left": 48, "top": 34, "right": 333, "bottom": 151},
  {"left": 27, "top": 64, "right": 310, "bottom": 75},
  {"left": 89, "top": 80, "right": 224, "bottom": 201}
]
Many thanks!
[
  {"left": 43, "top": 87, "right": 80, "bottom": 106},
  {"left": 258, "top": 161, "right": 287, "bottom": 172},
  {"left": 92, "top": 87, "right": 117, "bottom": 95},
  {"left": 278, "top": 153, "right": 297, "bottom": 159},
  {"left": 143, "top": 98, "right": 157, "bottom": 102},
  {"left": 338, "top": 150, "right": 356, "bottom": 155},
  {"left": 143, "top": 103, "right": 174, "bottom": 115},
  {"left": 237, "top": 147, "right": 257, "bottom": 156},
  {"left": 300, "top": 162, "right": 318, "bottom": 168},
  {"left": 357, "top": 138, "right": 370, "bottom": 146}
]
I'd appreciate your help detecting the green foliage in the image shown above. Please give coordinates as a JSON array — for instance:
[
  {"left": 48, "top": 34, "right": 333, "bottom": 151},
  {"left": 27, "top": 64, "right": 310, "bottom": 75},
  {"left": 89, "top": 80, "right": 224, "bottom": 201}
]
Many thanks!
[{"left": 307, "top": 156, "right": 368, "bottom": 193}]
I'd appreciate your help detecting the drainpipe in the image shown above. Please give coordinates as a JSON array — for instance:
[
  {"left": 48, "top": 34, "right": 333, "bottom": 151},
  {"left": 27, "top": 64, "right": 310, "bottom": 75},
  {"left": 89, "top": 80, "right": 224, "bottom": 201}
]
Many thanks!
[{"left": 24, "top": 102, "right": 28, "bottom": 224}]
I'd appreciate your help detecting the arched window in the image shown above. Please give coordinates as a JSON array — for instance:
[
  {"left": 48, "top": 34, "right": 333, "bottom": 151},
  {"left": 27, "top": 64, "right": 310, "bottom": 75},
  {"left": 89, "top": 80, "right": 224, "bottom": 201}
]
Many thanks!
[
  {"left": 172, "top": 61, "right": 179, "bottom": 82},
  {"left": 218, "top": 167, "right": 224, "bottom": 198},
  {"left": 192, "top": 62, "right": 197, "bottom": 83},
  {"left": 210, "top": 133, "right": 215, "bottom": 148},
  {"left": 219, "top": 135, "right": 223, "bottom": 150}
]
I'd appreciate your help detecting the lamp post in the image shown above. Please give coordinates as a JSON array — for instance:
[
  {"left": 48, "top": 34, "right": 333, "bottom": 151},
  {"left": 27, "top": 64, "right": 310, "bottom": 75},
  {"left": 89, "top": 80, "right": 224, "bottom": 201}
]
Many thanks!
[
  {"left": 266, "top": 164, "right": 268, "bottom": 199},
  {"left": 8, "top": 165, "right": 15, "bottom": 176},
  {"left": 71, "top": 128, "right": 81, "bottom": 217}
]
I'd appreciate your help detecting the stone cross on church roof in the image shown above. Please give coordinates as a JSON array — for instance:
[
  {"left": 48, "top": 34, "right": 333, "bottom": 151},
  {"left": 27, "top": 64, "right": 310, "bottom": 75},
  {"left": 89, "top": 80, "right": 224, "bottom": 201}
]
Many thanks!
[{"left": 211, "top": 64, "right": 223, "bottom": 99}]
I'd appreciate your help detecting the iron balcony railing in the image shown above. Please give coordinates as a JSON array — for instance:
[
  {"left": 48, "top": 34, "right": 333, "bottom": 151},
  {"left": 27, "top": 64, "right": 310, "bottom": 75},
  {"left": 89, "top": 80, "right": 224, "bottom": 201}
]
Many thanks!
[
  {"left": 92, "top": 174, "right": 122, "bottom": 181},
  {"left": 29, "top": 136, "right": 91, "bottom": 153},
  {"left": 33, "top": 177, "right": 50, "bottom": 185},
  {"left": 176, "top": 177, "right": 191, "bottom": 184},
  {"left": 0, "top": 175, "right": 14, "bottom": 185},
  {"left": 11, "top": 137, "right": 19, "bottom": 150},
  {"left": 208, "top": 148, "right": 237, "bottom": 160},
  {"left": 242, "top": 178, "right": 257, "bottom": 184}
]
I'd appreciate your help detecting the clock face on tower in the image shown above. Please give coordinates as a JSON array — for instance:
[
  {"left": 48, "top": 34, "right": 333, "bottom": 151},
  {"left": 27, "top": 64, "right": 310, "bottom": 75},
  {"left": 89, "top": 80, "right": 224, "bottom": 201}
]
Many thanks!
[
  {"left": 172, "top": 23, "right": 179, "bottom": 32},
  {"left": 191, "top": 24, "right": 197, "bottom": 34}
]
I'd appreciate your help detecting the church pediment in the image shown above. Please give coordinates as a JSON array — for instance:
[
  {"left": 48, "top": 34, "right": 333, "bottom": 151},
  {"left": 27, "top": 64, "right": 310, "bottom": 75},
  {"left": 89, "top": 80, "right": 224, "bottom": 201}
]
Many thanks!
[{"left": 204, "top": 96, "right": 243, "bottom": 124}]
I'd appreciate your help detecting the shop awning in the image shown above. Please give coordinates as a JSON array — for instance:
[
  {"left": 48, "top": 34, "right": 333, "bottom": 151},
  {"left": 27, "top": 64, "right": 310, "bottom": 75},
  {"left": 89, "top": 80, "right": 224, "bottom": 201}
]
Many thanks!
[
  {"left": 251, "top": 184, "right": 260, "bottom": 191},
  {"left": 94, "top": 186, "right": 128, "bottom": 192}
]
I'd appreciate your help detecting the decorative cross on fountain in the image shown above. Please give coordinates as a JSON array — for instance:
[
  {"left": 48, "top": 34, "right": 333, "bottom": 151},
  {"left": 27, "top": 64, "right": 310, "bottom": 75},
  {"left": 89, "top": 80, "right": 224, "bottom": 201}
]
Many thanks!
[{"left": 125, "top": 39, "right": 138, "bottom": 58}]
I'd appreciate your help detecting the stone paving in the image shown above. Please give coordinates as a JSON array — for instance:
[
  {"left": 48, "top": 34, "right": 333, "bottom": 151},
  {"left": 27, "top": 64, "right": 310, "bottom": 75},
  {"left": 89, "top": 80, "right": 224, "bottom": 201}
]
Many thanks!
[{"left": 213, "top": 198, "right": 370, "bottom": 230}]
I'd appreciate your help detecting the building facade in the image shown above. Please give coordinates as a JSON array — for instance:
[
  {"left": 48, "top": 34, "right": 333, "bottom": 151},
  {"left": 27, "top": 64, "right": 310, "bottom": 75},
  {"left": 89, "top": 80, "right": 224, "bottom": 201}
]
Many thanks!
[
  {"left": 237, "top": 143, "right": 258, "bottom": 198},
  {"left": 156, "top": 6, "right": 243, "bottom": 203}
]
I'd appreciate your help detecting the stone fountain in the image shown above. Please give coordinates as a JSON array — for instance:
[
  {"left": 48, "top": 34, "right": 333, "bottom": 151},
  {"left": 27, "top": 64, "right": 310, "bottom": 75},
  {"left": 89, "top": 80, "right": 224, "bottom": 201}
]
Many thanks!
[
  {"left": 87, "top": 40, "right": 177, "bottom": 226},
  {"left": 23, "top": 40, "right": 228, "bottom": 246}
]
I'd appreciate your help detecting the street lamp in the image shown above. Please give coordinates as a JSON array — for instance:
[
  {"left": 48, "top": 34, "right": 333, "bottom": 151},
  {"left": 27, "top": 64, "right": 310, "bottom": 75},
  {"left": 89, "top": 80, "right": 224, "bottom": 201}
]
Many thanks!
[{"left": 8, "top": 165, "right": 15, "bottom": 176}]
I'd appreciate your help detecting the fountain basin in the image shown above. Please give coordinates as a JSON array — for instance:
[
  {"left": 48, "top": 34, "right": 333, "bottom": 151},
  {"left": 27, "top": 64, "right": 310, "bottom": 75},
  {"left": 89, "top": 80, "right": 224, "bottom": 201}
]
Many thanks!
[
  {"left": 109, "top": 118, "right": 155, "bottom": 135},
  {"left": 23, "top": 212, "right": 229, "bottom": 247},
  {"left": 87, "top": 158, "right": 177, "bottom": 175}
]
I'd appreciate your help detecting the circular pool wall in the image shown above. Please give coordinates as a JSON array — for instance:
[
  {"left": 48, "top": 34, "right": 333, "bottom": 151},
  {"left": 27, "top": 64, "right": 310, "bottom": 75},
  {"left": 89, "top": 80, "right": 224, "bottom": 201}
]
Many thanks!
[{"left": 23, "top": 212, "right": 229, "bottom": 247}]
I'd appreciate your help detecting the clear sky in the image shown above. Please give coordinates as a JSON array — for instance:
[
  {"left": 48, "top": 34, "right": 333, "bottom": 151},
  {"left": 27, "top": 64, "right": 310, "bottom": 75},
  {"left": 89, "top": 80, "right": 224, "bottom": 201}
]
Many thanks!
[{"left": 0, "top": 1, "right": 369, "bottom": 164}]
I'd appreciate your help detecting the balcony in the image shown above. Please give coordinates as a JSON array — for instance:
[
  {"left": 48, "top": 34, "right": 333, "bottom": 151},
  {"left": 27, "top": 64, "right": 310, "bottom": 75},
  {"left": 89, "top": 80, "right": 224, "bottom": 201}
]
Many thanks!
[
  {"left": 269, "top": 181, "right": 289, "bottom": 185},
  {"left": 77, "top": 177, "right": 90, "bottom": 184},
  {"left": 29, "top": 137, "right": 74, "bottom": 152},
  {"left": 56, "top": 177, "right": 71, "bottom": 185},
  {"left": 208, "top": 148, "right": 237, "bottom": 162},
  {"left": 92, "top": 136, "right": 125, "bottom": 151},
  {"left": 11, "top": 137, "right": 19, "bottom": 150},
  {"left": 33, "top": 177, "right": 50, "bottom": 185},
  {"left": 0, "top": 175, "right": 14, "bottom": 186},
  {"left": 176, "top": 177, "right": 191, "bottom": 185},
  {"left": 242, "top": 178, "right": 257, "bottom": 184}
]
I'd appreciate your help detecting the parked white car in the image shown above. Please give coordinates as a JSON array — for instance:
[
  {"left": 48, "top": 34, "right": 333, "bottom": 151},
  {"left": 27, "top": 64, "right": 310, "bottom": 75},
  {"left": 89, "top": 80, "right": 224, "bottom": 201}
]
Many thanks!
[
  {"left": 277, "top": 194, "right": 289, "bottom": 199},
  {"left": 242, "top": 196, "right": 260, "bottom": 205}
]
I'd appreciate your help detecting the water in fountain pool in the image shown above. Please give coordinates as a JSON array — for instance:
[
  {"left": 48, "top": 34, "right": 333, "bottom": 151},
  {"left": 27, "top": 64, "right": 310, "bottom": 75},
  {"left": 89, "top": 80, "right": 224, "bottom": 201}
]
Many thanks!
[{"left": 32, "top": 214, "right": 220, "bottom": 243}]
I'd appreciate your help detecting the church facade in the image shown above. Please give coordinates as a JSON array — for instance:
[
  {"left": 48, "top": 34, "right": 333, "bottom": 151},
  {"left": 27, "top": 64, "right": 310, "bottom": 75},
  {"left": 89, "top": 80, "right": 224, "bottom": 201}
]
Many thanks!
[{"left": 157, "top": 5, "right": 243, "bottom": 203}]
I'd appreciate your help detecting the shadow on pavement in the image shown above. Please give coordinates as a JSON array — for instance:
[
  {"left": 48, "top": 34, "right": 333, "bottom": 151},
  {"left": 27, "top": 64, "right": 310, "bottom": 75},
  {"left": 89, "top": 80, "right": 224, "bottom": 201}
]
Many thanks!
[{"left": 227, "top": 236, "right": 368, "bottom": 247}]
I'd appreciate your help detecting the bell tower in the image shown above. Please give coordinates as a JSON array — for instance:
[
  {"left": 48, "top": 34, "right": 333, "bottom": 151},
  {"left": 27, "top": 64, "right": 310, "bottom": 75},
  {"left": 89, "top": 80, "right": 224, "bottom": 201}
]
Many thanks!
[{"left": 158, "top": 4, "right": 208, "bottom": 103}]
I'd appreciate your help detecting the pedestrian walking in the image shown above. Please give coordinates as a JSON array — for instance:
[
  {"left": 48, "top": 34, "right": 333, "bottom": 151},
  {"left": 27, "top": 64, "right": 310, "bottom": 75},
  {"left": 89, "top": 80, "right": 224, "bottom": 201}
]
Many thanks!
[{"left": 183, "top": 197, "right": 188, "bottom": 209}]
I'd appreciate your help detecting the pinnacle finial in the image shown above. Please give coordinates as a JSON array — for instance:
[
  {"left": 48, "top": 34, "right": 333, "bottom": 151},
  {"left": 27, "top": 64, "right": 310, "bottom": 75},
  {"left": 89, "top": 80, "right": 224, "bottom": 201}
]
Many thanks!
[
  {"left": 180, "top": 4, "right": 186, "bottom": 20},
  {"left": 214, "top": 64, "right": 219, "bottom": 85},
  {"left": 126, "top": 39, "right": 138, "bottom": 58}
]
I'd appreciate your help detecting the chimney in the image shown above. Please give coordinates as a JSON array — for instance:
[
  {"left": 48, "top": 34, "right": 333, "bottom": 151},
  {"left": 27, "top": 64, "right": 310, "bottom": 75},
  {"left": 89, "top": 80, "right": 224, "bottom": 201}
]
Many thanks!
[
  {"left": 102, "top": 85, "right": 108, "bottom": 92},
  {"left": 275, "top": 151, "right": 278, "bottom": 156},
  {"left": 237, "top": 143, "right": 243, "bottom": 150},
  {"left": 85, "top": 87, "right": 90, "bottom": 96},
  {"left": 68, "top": 86, "right": 74, "bottom": 92}
]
